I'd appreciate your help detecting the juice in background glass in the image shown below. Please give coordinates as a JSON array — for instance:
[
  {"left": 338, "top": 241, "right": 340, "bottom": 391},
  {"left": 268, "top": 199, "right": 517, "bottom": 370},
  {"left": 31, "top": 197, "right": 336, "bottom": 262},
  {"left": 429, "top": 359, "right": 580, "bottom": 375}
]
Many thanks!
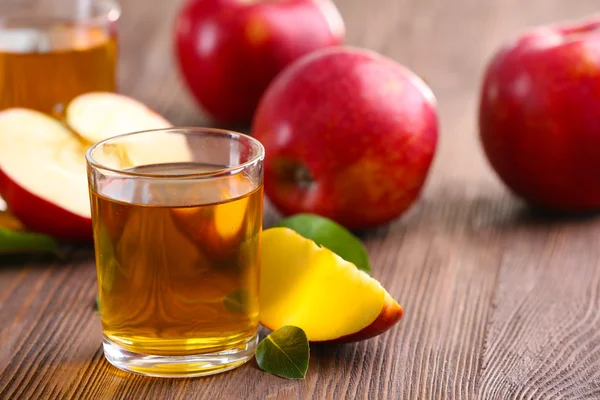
[{"left": 0, "top": 0, "right": 120, "bottom": 115}]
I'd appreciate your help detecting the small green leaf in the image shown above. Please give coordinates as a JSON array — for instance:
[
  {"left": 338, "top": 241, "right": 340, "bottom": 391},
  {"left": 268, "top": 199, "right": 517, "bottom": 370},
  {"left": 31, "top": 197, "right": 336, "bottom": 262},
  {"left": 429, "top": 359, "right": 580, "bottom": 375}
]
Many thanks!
[
  {"left": 276, "top": 214, "right": 372, "bottom": 274},
  {"left": 256, "top": 326, "right": 309, "bottom": 379},
  {"left": 0, "top": 228, "right": 58, "bottom": 254}
]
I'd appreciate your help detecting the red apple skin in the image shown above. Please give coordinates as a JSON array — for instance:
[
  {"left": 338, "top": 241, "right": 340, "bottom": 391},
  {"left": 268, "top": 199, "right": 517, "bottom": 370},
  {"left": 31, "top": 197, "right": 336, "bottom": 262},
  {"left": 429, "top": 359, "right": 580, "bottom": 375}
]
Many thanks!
[
  {"left": 0, "top": 170, "right": 92, "bottom": 241},
  {"left": 174, "top": 0, "right": 344, "bottom": 125},
  {"left": 479, "top": 18, "right": 600, "bottom": 211},
  {"left": 252, "top": 47, "right": 438, "bottom": 230},
  {"left": 330, "top": 296, "right": 403, "bottom": 344}
]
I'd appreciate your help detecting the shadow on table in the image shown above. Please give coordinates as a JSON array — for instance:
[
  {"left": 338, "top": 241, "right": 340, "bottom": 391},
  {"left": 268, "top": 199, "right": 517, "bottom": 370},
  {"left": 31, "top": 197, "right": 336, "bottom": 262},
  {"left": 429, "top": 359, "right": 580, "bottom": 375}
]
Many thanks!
[
  {"left": 377, "top": 186, "right": 600, "bottom": 234},
  {"left": 310, "top": 342, "right": 356, "bottom": 358},
  {"left": 0, "top": 243, "right": 95, "bottom": 268},
  {"left": 505, "top": 204, "right": 600, "bottom": 226}
]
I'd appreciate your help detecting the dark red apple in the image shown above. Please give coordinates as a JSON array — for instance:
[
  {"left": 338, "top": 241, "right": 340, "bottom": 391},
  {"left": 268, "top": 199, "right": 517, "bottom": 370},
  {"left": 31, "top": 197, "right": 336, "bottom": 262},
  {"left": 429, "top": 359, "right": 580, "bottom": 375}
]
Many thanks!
[
  {"left": 174, "top": 0, "right": 344, "bottom": 125},
  {"left": 479, "top": 17, "right": 600, "bottom": 211},
  {"left": 252, "top": 47, "right": 438, "bottom": 229}
]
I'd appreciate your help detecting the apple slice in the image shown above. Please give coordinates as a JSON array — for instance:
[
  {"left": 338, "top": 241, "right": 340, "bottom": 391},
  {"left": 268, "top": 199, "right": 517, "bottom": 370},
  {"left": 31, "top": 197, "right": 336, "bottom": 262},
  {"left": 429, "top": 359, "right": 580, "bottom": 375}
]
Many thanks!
[
  {"left": 0, "top": 109, "right": 92, "bottom": 240},
  {"left": 260, "top": 227, "right": 403, "bottom": 342},
  {"left": 66, "top": 92, "right": 172, "bottom": 144}
]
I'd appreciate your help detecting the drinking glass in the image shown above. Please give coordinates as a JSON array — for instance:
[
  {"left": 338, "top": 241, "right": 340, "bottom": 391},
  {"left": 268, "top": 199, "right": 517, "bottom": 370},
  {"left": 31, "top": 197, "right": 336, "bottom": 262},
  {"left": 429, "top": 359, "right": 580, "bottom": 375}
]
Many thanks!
[{"left": 86, "top": 128, "right": 265, "bottom": 377}]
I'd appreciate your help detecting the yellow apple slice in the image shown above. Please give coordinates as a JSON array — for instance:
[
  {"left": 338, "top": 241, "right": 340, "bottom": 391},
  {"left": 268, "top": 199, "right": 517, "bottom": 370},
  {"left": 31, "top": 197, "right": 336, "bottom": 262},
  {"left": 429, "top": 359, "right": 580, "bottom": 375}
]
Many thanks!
[
  {"left": 0, "top": 109, "right": 92, "bottom": 240},
  {"left": 260, "top": 227, "right": 403, "bottom": 342}
]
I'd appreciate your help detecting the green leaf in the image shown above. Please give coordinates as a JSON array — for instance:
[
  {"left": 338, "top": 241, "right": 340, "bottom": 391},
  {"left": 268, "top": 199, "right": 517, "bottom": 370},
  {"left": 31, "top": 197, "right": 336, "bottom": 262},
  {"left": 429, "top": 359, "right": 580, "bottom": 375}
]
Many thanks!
[
  {"left": 256, "top": 326, "right": 309, "bottom": 379},
  {"left": 0, "top": 228, "right": 58, "bottom": 254},
  {"left": 276, "top": 214, "right": 372, "bottom": 274}
]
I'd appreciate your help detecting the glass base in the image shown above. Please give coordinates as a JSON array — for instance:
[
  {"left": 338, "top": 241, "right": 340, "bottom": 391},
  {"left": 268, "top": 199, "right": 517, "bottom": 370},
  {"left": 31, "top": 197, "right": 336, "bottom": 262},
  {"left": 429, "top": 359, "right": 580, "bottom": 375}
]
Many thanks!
[{"left": 102, "top": 333, "right": 258, "bottom": 378}]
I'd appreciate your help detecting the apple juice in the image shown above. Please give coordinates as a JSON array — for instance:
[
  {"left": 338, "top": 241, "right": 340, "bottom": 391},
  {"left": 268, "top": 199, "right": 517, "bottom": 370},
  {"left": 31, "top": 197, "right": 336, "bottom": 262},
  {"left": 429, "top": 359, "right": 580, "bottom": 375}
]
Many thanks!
[
  {"left": 90, "top": 163, "right": 263, "bottom": 358},
  {"left": 0, "top": 22, "right": 117, "bottom": 115}
]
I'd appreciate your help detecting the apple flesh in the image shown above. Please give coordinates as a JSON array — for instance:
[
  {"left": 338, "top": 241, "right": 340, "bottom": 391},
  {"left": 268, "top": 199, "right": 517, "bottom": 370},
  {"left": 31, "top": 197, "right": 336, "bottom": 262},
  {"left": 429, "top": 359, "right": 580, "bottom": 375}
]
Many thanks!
[
  {"left": 66, "top": 92, "right": 171, "bottom": 144},
  {"left": 252, "top": 47, "right": 438, "bottom": 230},
  {"left": 479, "top": 17, "right": 600, "bottom": 210},
  {"left": 259, "top": 227, "right": 403, "bottom": 342},
  {"left": 66, "top": 92, "right": 193, "bottom": 166},
  {"left": 174, "top": 0, "right": 345, "bottom": 124}
]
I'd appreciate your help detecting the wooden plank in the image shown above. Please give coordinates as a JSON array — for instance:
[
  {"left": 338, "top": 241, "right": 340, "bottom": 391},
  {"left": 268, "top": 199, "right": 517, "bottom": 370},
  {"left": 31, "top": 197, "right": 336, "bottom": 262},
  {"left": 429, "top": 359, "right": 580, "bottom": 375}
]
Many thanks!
[{"left": 479, "top": 219, "right": 600, "bottom": 399}]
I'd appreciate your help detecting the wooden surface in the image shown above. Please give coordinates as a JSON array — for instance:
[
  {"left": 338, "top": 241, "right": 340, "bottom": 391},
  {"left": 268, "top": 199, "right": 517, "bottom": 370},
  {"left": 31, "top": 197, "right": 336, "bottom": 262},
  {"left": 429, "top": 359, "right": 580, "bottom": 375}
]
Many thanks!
[{"left": 2, "top": 0, "right": 600, "bottom": 398}]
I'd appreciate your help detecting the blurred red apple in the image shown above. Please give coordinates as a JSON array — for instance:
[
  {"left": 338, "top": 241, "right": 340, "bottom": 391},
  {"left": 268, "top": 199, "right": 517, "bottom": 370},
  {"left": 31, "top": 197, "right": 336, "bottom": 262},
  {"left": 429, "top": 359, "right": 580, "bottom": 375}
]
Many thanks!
[
  {"left": 479, "top": 17, "right": 600, "bottom": 211},
  {"left": 252, "top": 47, "right": 438, "bottom": 229},
  {"left": 174, "top": 0, "right": 344, "bottom": 125}
]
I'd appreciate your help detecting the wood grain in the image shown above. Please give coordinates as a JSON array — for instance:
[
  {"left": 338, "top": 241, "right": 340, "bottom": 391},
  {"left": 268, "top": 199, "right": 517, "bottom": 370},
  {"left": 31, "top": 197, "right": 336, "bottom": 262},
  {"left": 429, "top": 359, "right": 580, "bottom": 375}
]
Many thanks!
[{"left": 2, "top": 0, "right": 600, "bottom": 398}]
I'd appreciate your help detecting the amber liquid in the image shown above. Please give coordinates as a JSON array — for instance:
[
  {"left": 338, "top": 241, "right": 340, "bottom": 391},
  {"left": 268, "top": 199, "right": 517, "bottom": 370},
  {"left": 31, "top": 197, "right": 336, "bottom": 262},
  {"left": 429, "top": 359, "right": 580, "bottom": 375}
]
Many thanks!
[
  {"left": 91, "top": 163, "right": 263, "bottom": 357},
  {"left": 0, "top": 22, "right": 117, "bottom": 114}
]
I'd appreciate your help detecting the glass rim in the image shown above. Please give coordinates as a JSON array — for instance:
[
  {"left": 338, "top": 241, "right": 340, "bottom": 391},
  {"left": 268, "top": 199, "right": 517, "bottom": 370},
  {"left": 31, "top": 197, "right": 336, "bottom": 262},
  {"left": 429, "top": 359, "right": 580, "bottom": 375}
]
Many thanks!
[
  {"left": 85, "top": 126, "right": 266, "bottom": 180},
  {"left": 0, "top": 0, "right": 121, "bottom": 25}
]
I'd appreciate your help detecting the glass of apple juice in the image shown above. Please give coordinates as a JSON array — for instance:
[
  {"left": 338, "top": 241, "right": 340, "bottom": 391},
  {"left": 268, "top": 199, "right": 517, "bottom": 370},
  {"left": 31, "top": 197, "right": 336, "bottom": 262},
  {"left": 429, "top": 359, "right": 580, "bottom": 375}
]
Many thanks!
[
  {"left": 86, "top": 128, "right": 265, "bottom": 377},
  {"left": 0, "top": 0, "right": 120, "bottom": 115}
]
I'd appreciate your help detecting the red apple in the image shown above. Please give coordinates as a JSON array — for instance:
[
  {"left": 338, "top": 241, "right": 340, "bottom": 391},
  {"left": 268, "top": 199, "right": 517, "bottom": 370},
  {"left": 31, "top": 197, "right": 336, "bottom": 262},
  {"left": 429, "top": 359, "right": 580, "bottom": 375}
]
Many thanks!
[
  {"left": 252, "top": 47, "right": 438, "bottom": 229},
  {"left": 174, "top": 0, "right": 344, "bottom": 125},
  {"left": 479, "top": 17, "right": 600, "bottom": 211}
]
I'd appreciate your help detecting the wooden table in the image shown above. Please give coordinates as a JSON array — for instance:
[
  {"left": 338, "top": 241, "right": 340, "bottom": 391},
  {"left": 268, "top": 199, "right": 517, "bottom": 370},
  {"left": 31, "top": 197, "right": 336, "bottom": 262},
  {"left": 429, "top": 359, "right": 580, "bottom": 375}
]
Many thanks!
[{"left": 2, "top": 0, "right": 600, "bottom": 398}]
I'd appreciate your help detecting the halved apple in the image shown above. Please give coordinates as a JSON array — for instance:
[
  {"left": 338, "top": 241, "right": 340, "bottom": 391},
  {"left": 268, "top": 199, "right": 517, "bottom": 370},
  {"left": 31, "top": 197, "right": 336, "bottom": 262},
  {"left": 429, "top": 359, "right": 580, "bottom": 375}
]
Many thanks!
[
  {"left": 0, "top": 94, "right": 180, "bottom": 240},
  {"left": 260, "top": 227, "right": 403, "bottom": 342},
  {"left": 0, "top": 109, "right": 92, "bottom": 240}
]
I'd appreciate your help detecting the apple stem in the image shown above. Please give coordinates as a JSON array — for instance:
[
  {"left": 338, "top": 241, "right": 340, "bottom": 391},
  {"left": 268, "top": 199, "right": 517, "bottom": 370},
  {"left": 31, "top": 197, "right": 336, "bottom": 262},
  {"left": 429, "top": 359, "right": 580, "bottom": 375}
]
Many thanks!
[{"left": 294, "top": 165, "right": 314, "bottom": 188}]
